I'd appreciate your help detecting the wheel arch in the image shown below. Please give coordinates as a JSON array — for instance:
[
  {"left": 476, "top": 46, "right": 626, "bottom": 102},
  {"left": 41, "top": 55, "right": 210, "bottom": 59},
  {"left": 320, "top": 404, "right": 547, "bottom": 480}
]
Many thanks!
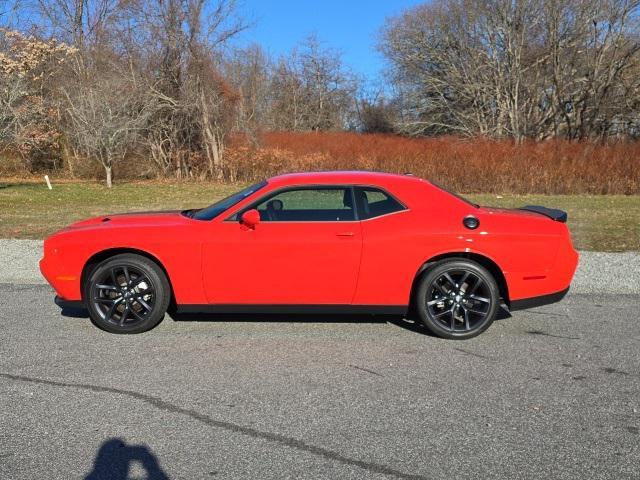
[
  {"left": 410, "top": 252, "right": 510, "bottom": 308},
  {"left": 80, "top": 248, "right": 176, "bottom": 307}
]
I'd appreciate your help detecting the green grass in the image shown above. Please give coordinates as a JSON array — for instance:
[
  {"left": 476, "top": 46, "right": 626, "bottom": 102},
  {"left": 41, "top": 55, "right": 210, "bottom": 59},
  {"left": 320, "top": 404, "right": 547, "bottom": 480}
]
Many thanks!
[
  {"left": 0, "top": 180, "right": 638, "bottom": 251},
  {"left": 469, "top": 193, "right": 640, "bottom": 252},
  {"left": 0, "top": 181, "right": 239, "bottom": 240}
]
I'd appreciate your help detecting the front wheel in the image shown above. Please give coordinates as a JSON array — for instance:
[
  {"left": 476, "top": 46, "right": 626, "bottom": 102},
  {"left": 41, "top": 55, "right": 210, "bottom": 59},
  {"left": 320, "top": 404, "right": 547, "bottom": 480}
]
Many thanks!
[
  {"left": 415, "top": 259, "right": 499, "bottom": 340},
  {"left": 84, "top": 254, "right": 170, "bottom": 334}
]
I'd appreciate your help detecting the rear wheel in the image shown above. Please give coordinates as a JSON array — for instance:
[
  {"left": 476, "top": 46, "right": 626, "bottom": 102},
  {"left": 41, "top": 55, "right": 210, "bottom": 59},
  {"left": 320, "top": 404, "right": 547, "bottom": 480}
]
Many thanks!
[
  {"left": 84, "top": 254, "right": 170, "bottom": 334},
  {"left": 415, "top": 259, "right": 499, "bottom": 340}
]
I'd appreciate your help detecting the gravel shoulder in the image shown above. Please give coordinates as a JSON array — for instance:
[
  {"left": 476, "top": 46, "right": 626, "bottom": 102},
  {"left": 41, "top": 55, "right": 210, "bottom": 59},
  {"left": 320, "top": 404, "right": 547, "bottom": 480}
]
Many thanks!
[
  {"left": 1, "top": 239, "right": 43, "bottom": 285},
  {"left": 2, "top": 239, "right": 638, "bottom": 294}
]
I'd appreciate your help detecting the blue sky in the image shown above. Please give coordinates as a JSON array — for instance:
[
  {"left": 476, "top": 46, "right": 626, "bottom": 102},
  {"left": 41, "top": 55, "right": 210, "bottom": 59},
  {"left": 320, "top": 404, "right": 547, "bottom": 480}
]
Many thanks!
[{"left": 236, "top": 0, "right": 423, "bottom": 86}]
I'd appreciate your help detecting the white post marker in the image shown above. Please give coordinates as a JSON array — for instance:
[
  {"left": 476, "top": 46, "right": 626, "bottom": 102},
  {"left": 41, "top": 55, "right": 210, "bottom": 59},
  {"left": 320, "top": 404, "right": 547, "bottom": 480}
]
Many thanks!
[{"left": 44, "top": 175, "right": 52, "bottom": 190}]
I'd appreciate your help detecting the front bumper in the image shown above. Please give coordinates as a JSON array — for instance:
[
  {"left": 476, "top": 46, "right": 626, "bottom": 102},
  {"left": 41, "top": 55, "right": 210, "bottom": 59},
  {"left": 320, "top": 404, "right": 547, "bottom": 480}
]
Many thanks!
[{"left": 39, "top": 254, "right": 82, "bottom": 301}]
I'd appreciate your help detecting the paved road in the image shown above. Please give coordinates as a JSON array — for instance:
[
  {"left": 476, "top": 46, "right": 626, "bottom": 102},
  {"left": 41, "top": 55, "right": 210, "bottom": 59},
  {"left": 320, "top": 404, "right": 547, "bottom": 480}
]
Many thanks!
[{"left": 0, "top": 284, "right": 638, "bottom": 479}]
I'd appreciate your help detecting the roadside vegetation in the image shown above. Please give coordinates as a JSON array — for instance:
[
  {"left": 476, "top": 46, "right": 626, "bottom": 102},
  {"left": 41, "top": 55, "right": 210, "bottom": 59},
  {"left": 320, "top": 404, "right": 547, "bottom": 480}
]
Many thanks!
[
  {"left": 0, "top": 1, "right": 638, "bottom": 250},
  {"left": 1, "top": 180, "right": 637, "bottom": 251},
  {"left": 252, "top": 132, "right": 639, "bottom": 195},
  {"left": 1, "top": 1, "right": 640, "bottom": 190},
  {"left": 3, "top": 130, "right": 639, "bottom": 194}
]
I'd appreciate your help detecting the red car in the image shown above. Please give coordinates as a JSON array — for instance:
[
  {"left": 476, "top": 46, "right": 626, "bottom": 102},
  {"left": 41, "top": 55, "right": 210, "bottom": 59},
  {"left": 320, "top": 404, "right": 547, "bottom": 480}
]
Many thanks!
[{"left": 40, "top": 171, "right": 578, "bottom": 339}]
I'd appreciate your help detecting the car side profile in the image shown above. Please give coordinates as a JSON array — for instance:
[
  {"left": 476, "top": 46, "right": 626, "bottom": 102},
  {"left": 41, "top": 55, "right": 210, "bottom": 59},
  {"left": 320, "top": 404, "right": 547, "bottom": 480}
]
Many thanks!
[{"left": 40, "top": 171, "right": 579, "bottom": 339}]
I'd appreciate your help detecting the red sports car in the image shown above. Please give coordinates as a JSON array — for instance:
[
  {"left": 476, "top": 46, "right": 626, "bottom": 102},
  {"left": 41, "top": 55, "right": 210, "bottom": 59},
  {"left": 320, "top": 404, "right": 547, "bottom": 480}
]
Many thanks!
[{"left": 40, "top": 171, "right": 578, "bottom": 339}]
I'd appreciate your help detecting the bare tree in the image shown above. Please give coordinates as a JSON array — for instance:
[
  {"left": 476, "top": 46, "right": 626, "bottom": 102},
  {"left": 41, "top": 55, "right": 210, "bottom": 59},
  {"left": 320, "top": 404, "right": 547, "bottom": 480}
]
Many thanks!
[
  {"left": 270, "top": 36, "right": 358, "bottom": 131},
  {"left": 63, "top": 72, "right": 151, "bottom": 187},
  {"left": 543, "top": 0, "right": 640, "bottom": 139},
  {"left": 355, "top": 88, "right": 397, "bottom": 133},
  {"left": 223, "top": 44, "right": 271, "bottom": 145},
  {"left": 0, "top": 1, "right": 21, "bottom": 28},
  {"left": 131, "top": 0, "right": 245, "bottom": 177},
  {"left": 380, "top": 0, "right": 640, "bottom": 141},
  {"left": 0, "top": 29, "right": 77, "bottom": 168},
  {"left": 34, "top": 0, "right": 122, "bottom": 48}
]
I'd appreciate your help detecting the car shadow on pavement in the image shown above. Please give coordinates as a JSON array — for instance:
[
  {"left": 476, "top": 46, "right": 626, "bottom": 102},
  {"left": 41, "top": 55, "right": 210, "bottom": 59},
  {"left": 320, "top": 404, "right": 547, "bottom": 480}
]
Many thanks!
[
  {"left": 59, "top": 305, "right": 511, "bottom": 337},
  {"left": 84, "top": 438, "right": 169, "bottom": 480},
  {"left": 59, "top": 305, "right": 89, "bottom": 318},
  {"left": 169, "top": 311, "right": 389, "bottom": 324},
  {"left": 170, "top": 305, "right": 510, "bottom": 337},
  {"left": 58, "top": 306, "right": 389, "bottom": 325},
  {"left": 388, "top": 304, "right": 512, "bottom": 337}
]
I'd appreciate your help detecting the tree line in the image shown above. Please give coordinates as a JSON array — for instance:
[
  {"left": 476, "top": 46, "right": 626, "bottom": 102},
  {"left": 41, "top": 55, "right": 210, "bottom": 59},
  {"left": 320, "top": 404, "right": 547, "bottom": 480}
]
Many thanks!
[
  {"left": 1, "top": 0, "right": 639, "bottom": 186},
  {"left": 381, "top": 0, "right": 640, "bottom": 141}
]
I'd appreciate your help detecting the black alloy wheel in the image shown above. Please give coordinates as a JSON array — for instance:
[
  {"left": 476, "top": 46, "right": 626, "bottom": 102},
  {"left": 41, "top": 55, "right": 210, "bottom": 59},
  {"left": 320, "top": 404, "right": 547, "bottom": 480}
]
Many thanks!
[
  {"left": 85, "top": 254, "right": 170, "bottom": 334},
  {"left": 415, "top": 259, "right": 499, "bottom": 339}
]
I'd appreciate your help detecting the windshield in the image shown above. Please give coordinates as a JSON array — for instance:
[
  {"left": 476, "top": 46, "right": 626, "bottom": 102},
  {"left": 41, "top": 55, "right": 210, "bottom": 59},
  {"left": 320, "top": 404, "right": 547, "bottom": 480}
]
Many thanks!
[{"left": 189, "top": 181, "right": 267, "bottom": 220}]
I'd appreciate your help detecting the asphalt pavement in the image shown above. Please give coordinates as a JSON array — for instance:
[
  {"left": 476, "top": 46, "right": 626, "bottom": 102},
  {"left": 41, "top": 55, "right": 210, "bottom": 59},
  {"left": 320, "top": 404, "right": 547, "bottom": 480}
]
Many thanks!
[{"left": 1, "top": 283, "right": 638, "bottom": 479}]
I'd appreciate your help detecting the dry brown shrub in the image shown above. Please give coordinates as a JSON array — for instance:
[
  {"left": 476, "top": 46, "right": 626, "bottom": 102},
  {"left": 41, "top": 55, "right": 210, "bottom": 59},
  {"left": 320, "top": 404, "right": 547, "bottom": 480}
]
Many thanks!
[{"left": 224, "top": 132, "right": 639, "bottom": 194}]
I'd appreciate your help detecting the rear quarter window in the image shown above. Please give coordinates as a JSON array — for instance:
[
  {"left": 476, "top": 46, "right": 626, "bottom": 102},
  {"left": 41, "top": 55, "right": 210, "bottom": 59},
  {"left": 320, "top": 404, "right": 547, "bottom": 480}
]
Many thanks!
[{"left": 355, "top": 187, "right": 407, "bottom": 220}]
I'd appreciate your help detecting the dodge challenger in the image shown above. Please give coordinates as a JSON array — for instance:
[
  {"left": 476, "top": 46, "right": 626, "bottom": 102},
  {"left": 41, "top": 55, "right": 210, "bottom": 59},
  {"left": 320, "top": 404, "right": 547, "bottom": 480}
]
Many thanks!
[{"left": 40, "top": 171, "right": 579, "bottom": 339}]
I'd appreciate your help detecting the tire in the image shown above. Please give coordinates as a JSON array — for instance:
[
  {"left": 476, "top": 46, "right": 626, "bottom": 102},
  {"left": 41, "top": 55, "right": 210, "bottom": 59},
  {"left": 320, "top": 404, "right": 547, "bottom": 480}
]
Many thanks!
[
  {"left": 84, "top": 253, "right": 170, "bottom": 334},
  {"left": 415, "top": 259, "right": 499, "bottom": 340}
]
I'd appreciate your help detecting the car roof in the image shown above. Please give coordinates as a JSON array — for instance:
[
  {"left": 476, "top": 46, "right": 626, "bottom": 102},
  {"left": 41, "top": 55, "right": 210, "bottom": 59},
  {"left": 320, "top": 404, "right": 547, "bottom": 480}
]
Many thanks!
[{"left": 267, "top": 171, "right": 429, "bottom": 187}]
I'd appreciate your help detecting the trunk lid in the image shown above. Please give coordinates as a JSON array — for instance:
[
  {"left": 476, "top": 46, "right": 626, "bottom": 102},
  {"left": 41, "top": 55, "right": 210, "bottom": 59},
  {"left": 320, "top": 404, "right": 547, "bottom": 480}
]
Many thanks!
[
  {"left": 518, "top": 205, "right": 568, "bottom": 223},
  {"left": 479, "top": 206, "right": 568, "bottom": 223}
]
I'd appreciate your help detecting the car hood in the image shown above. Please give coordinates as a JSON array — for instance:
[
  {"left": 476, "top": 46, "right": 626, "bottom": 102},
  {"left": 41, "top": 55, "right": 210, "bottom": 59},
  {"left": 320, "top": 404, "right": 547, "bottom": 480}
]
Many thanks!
[{"left": 64, "top": 210, "right": 188, "bottom": 230}]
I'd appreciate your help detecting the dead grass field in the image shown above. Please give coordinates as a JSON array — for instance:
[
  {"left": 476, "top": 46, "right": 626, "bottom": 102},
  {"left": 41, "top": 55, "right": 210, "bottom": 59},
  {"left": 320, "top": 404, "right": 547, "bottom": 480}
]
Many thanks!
[{"left": 1, "top": 179, "right": 638, "bottom": 251}]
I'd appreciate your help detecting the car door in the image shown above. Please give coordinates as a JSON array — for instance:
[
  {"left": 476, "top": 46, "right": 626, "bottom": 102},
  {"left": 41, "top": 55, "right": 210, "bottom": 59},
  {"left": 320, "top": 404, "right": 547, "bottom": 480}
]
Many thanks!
[
  {"left": 202, "top": 186, "right": 363, "bottom": 305},
  {"left": 350, "top": 186, "right": 413, "bottom": 306}
]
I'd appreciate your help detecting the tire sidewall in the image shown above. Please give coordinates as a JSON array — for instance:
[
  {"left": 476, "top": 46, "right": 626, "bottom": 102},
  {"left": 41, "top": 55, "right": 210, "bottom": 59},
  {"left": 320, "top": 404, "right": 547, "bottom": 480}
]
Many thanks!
[
  {"left": 416, "top": 259, "right": 499, "bottom": 340},
  {"left": 85, "top": 254, "right": 170, "bottom": 334}
]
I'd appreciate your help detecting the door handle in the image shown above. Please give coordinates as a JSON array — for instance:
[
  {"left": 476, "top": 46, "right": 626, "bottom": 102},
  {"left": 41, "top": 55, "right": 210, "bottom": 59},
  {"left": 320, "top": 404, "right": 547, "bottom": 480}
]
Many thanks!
[{"left": 336, "top": 232, "right": 355, "bottom": 237}]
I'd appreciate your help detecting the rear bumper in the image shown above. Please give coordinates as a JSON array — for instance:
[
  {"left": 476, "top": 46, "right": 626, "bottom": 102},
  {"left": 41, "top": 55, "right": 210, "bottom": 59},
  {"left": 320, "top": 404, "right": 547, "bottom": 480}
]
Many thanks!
[
  {"left": 54, "top": 296, "right": 85, "bottom": 310},
  {"left": 505, "top": 240, "right": 578, "bottom": 302},
  {"left": 509, "top": 286, "right": 570, "bottom": 311}
]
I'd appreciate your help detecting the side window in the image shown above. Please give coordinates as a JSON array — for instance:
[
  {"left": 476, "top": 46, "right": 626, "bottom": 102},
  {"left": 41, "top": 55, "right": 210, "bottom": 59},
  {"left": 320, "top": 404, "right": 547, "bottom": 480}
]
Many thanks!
[
  {"left": 354, "top": 187, "right": 406, "bottom": 220},
  {"left": 255, "top": 188, "right": 356, "bottom": 222}
]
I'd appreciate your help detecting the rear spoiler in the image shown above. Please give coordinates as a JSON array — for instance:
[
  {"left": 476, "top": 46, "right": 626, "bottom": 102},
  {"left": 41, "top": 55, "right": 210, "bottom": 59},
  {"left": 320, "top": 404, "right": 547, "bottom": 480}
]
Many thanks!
[{"left": 519, "top": 205, "right": 568, "bottom": 223}]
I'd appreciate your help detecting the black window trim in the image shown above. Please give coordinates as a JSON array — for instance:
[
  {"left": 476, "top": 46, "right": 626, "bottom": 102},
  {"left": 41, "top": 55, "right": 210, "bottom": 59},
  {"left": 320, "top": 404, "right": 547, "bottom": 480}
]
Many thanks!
[
  {"left": 225, "top": 184, "right": 360, "bottom": 223},
  {"left": 352, "top": 185, "right": 409, "bottom": 221},
  {"left": 225, "top": 183, "right": 410, "bottom": 223}
]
